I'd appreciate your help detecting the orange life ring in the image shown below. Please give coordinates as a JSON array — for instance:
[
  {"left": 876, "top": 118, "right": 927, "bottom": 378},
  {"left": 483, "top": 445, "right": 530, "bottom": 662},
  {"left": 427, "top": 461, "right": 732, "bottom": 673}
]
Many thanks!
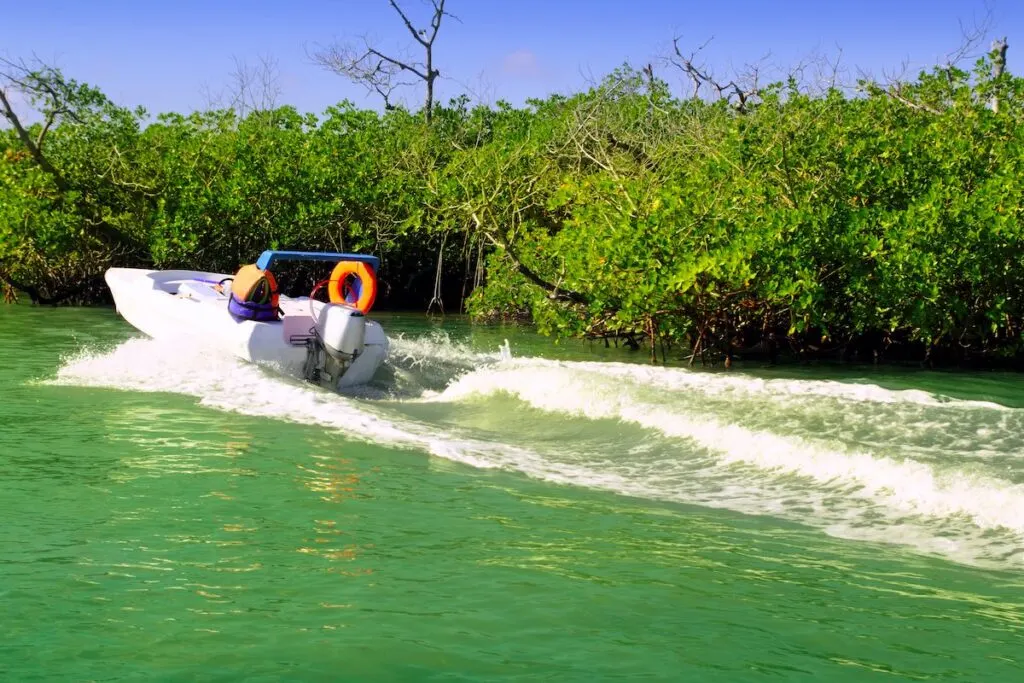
[{"left": 327, "top": 260, "right": 377, "bottom": 314}]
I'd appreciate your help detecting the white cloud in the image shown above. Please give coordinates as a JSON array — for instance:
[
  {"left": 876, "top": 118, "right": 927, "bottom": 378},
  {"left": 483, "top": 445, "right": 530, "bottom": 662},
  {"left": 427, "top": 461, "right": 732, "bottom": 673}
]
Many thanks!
[{"left": 502, "top": 49, "right": 541, "bottom": 78}]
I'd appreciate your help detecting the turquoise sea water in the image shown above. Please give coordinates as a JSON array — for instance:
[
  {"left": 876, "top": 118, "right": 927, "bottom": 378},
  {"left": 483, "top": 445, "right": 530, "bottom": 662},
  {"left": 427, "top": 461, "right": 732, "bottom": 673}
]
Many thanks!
[{"left": 2, "top": 303, "right": 1023, "bottom": 681}]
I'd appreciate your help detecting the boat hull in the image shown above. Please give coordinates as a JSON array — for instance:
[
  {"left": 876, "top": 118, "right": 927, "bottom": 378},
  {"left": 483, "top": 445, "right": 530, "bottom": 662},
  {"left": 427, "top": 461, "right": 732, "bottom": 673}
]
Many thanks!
[{"left": 105, "top": 268, "right": 388, "bottom": 388}]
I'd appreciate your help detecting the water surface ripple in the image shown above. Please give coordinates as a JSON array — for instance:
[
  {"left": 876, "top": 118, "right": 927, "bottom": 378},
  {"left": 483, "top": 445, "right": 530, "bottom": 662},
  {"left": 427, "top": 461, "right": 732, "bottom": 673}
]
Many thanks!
[{"left": 1, "top": 306, "right": 1022, "bottom": 681}]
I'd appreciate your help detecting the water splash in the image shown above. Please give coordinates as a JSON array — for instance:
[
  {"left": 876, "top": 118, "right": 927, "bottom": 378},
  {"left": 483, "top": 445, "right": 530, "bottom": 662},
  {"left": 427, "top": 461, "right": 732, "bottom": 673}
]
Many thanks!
[{"left": 48, "top": 335, "right": 1024, "bottom": 570}]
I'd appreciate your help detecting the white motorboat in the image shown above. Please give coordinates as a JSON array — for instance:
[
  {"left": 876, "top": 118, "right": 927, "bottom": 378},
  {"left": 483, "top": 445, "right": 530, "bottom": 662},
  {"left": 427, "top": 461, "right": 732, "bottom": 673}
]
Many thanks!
[{"left": 105, "top": 250, "right": 389, "bottom": 390}]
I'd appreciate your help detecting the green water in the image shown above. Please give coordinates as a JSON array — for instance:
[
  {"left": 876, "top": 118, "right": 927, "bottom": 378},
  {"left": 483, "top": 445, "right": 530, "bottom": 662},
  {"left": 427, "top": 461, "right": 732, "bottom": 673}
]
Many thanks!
[{"left": 2, "top": 304, "right": 1023, "bottom": 681}]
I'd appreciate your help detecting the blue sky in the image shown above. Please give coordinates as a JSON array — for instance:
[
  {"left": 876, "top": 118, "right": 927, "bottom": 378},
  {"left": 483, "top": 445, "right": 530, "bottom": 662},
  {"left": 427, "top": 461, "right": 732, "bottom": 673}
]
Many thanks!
[{"left": 4, "top": 0, "right": 1022, "bottom": 117}]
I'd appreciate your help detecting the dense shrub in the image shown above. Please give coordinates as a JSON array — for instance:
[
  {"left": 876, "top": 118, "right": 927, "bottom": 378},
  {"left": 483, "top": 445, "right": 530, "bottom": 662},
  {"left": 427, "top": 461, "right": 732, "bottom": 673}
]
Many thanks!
[{"left": 2, "top": 49, "right": 1023, "bottom": 363}]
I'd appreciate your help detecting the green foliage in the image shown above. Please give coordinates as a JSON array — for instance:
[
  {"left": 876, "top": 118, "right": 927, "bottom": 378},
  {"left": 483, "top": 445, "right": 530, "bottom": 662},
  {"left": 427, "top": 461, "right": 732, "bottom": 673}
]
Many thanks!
[{"left": 2, "top": 51, "right": 1024, "bottom": 363}]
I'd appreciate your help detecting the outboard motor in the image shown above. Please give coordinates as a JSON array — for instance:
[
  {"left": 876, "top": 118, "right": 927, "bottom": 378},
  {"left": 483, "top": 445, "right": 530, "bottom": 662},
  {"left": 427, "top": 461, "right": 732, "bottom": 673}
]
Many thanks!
[
  {"left": 317, "top": 304, "right": 366, "bottom": 359},
  {"left": 302, "top": 304, "right": 366, "bottom": 389}
]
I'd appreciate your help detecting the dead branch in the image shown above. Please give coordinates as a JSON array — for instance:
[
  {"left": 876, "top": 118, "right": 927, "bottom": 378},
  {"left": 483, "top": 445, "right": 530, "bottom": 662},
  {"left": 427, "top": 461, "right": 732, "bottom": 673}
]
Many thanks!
[
  {"left": 311, "top": 41, "right": 417, "bottom": 111},
  {"left": 990, "top": 36, "right": 1008, "bottom": 112},
  {"left": 201, "top": 53, "right": 283, "bottom": 115},
  {"left": 231, "top": 53, "right": 282, "bottom": 115},
  {"left": 943, "top": 7, "right": 994, "bottom": 69},
  {"left": 666, "top": 36, "right": 764, "bottom": 113},
  {"left": 807, "top": 44, "right": 849, "bottom": 93},
  {"left": 312, "top": 0, "right": 452, "bottom": 123}
]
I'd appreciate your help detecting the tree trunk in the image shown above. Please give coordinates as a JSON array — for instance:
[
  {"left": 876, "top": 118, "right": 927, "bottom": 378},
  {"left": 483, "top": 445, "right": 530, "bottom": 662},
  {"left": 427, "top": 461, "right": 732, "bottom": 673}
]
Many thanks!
[
  {"left": 991, "top": 37, "right": 1008, "bottom": 113},
  {"left": 0, "top": 89, "right": 70, "bottom": 192},
  {"left": 425, "top": 62, "right": 435, "bottom": 124}
]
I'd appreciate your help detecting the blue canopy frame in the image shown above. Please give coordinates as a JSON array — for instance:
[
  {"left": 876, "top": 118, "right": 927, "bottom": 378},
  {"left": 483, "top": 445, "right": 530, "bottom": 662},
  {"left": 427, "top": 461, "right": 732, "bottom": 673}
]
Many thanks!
[{"left": 255, "top": 250, "right": 380, "bottom": 272}]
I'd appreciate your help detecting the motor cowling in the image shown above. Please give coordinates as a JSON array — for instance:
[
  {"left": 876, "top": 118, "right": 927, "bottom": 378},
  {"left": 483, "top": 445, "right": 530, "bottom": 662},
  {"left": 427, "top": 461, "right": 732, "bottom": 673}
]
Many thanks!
[{"left": 315, "top": 304, "right": 365, "bottom": 359}]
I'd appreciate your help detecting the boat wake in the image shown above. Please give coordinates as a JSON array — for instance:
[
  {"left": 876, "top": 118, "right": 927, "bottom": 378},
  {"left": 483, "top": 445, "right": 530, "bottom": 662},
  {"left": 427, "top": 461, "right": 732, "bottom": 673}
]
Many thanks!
[{"left": 50, "top": 333, "right": 1024, "bottom": 571}]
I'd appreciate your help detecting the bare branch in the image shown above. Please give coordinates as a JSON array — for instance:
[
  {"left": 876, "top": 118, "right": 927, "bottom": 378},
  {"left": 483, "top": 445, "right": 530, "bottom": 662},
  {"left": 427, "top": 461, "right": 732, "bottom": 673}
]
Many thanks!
[
  {"left": 311, "top": 40, "right": 420, "bottom": 106},
  {"left": 389, "top": 0, "right": 433, "bottom": 48},
  {"left": 943, "top": 5, "right": 994, "bottom": 68},
  {"left": 234, "top": 53, "right": 282, "bottom": 114},
  {"left": 807, "top": 43, "right": 849, "bottom": 93},
  {"left": 885, "top": 83, "right": 942, "bottom": 114},
  {"left": 313, "top": 0, "right": 451, "bottom": 122},
  {"left": 666, "top": 36, "right": 764, "bottom": 112},
  {"left": 667, "top": 35, "right": 714, "bottom": 99}
]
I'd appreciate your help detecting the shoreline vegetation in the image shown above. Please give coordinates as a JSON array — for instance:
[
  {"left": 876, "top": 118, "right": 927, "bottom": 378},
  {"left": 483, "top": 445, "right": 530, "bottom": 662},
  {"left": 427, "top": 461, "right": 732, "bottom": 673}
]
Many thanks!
[{"left": 3, "top": 27, "right": 1024, "bottom": 369}]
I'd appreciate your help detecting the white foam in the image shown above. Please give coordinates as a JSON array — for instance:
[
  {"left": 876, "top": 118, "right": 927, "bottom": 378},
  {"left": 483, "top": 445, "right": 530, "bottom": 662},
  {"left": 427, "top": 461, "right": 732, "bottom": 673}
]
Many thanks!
[
  {"left": 541, "top": 359, "right": 1014, "bottom": 411},
  {"left": 381, "top": 331, "right": 511, "bottom": 397},
  {"left": 389, "top": 331, "right": 506, "bottom": 369},
  {"left": 50, "top": 338, "right": 520, "bottom": 469},
  {"left": 49, "top": 337, "right": 1024, "bottom": 570},
  {"left": 431, "top": 361, "right": 1024, "bottom": 560}
]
